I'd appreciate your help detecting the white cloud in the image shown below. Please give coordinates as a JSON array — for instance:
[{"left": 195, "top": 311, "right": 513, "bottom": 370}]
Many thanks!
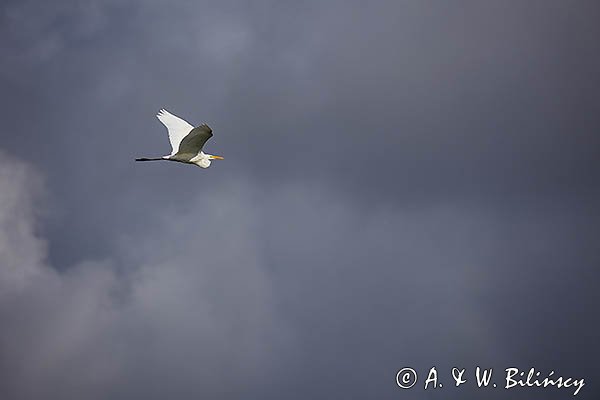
[{"left": 0, "top": 151, "right": 285, "bottom": 399}]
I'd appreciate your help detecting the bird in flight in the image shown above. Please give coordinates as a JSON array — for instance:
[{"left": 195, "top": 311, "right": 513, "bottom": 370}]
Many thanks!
[{"left": 136, "top": 109, "right": 223, "bottom": 168}]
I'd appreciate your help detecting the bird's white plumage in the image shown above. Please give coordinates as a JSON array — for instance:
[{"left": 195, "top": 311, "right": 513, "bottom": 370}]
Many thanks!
[{"left": 156, "top": 109, "right": 194, "bottom": 155}]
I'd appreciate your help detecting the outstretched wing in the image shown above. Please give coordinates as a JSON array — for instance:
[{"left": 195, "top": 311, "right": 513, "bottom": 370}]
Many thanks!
[
  {"left": 156, "top": 109, "right": 194, "bottom": 154},
  {"left": 174, "top": 124, "right": 213, "bottom": 159}
]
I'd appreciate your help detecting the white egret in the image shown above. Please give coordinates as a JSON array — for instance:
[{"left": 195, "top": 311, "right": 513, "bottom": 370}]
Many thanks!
[{"left": 136, "top": 109, "right": 223, "bottom": 168}]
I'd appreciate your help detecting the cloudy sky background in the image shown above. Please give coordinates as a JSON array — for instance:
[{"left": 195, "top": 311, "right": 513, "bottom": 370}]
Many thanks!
[{"left": 1, "top": 1, "right": 599, "bottom": 399}]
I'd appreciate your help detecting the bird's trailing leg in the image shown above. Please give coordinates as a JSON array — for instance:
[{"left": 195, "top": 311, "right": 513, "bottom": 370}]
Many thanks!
[{"left": 135, "top": 157, "right": 167, "bottom": 162}]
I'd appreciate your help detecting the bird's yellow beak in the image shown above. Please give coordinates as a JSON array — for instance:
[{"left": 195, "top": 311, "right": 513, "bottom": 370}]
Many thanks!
[{"left": 210, "top": 155, "right": 224, "bottom": 160}]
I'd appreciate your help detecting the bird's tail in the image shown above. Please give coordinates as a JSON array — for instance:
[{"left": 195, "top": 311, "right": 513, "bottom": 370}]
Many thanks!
[{"left": 135, "top": 157, "right": 165, "bottom": 162}]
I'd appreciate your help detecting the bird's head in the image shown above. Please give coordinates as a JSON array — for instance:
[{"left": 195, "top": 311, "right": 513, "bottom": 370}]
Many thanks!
[{"left": 195, "top": 154, "right": 224, "bottom": 168}]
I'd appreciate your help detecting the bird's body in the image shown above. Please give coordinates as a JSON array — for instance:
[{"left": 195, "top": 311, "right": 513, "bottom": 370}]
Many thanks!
[{"left": 136, "top": 109, "right": 223, "bottom": 168}]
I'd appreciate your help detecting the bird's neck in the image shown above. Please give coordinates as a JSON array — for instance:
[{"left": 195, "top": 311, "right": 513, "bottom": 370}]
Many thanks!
[{"left": 195, "top": 156, "right": 211, "bottom": 168}]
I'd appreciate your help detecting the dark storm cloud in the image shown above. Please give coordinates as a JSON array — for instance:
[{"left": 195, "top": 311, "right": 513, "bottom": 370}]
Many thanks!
[{"left": 1, "top": 1, "right": 599, "bottom": 399}]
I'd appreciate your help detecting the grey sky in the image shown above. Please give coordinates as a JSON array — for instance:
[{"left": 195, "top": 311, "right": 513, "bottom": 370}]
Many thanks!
[{"left": 1, "top": 1, "right": 599, "bottom": 399}]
